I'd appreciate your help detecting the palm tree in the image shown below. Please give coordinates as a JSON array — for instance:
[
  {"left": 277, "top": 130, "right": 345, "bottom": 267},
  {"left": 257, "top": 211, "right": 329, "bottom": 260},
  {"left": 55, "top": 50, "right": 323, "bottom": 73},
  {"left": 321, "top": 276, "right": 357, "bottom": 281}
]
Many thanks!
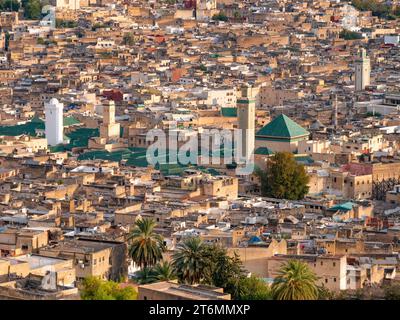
[
  {"left": 134, "top": 267, "right": 156, "bottom": 285},
  {"left": 271, "top": 260, "right": 319, "bottom": 300},
  {"left": 152, "top": 261, "right": 177, "bottom": 282},
  {"left": 172, "top": 237, "right": 208, "bottom": 285},
  {"left": 128, "top": 217, "right": 165, "bottom": 269}
]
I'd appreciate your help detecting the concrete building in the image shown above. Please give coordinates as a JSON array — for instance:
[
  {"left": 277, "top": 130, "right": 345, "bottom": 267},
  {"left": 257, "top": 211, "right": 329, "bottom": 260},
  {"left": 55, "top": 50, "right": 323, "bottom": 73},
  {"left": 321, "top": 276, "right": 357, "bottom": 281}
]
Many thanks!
[
  {"left": 38, "top": 239, "right": 128, "bottom": 282},
  {"left": 44, "top": 98, "right": 64, "bottom": 146},
  {"left": 354, "top": 48, "right": 370, "bottom": 91}
]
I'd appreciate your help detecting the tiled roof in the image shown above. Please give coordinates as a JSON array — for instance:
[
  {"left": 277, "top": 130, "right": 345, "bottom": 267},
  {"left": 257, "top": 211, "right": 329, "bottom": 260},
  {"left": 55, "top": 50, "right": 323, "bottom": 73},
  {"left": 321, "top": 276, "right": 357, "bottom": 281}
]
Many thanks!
[
  {"left": 254, "top": 147, "right": 274, "bottom": 155},
  {"left": 63, "top": 116, "right": 81, "bottom": 127},
  {"left": 328, "top": 202, "right": 356, "bottom": 212},
  {"left": 220, "top": 107, "right": 237, "bottom": 117},
  {"left": 256, "top": 114, "right": 309, "bottom": 139}
]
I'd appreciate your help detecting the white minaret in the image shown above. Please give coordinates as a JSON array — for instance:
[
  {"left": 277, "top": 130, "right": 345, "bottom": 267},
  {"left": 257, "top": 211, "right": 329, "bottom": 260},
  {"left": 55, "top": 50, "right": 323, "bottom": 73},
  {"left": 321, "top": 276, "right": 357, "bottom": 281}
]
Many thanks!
[
  {"left": 355, "top": 48, "right": 370, "bottom": 91},
  {"left": 237, "top": 85, "right": 255, "bottom": 162},
  {"left": 45, "top": 98, "right": 64, "bottom": 146}
]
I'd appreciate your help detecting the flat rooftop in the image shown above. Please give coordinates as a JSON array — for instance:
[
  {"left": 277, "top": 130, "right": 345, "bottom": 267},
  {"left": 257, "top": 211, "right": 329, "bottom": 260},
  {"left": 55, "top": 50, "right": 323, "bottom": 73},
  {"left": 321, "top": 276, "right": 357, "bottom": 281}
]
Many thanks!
[
  {"left": 13, "top": 254, "right": 67, "bottom": 270},
  {"left": 41, "top": 239, "right": 117, "bottom": 254},
  {"left": 139, "top": 281, "right": 230, "bottom": 300}
]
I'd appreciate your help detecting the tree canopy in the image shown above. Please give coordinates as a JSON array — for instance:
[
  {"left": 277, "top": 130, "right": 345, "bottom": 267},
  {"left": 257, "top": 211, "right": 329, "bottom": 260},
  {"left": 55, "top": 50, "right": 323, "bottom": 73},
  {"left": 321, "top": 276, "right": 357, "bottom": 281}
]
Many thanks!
[
  {"left": 271, "top": 260, "right": 319, "bottom": 300},
  {"left": 22, "top": 0, "right": 42, "bottom": 20},
  {"left": 128, "top": 217, "right": 166, "bottom": 269},
  {"left": 0, "top": 0, "right": 20, "bottom": 11},
  {"left": 122, "top": 33, "right": 135, "bottom": 46},
  {"left": 134, "top": 261, "right": 177, "bottom": 284},
  {"left": 351, "top": 0, "right": 399, "bottom": 19},
  {"left": 172, "top": 237, "right": 209, "bottom": 285},
  {"left": 56, "top": 19, "right": 78, "bottom": 28},
  {"left": 237, "top": 276, "right": 272, "bottom": 300},
  {"left": 256, "top": 152, "right": 310, "bottom": 200},
  {"left": 80, "top": 277, "right": 137, "bottom": 300},
  {"left": 171, "top": 237, "right": 273, "bottom": 300},
  {"left": 212, "top": 12, "right": 228, "bottom": 22},
  {"left": 339, "top": 29, "right": 363, "bottom": 40}
]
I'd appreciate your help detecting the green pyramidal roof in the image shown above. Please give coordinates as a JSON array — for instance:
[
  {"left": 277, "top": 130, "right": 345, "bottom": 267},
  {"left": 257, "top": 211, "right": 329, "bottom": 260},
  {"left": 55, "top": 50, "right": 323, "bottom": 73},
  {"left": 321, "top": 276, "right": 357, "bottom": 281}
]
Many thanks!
[{"left": 256, "top": 114, "right": 309, "bottom": 138}]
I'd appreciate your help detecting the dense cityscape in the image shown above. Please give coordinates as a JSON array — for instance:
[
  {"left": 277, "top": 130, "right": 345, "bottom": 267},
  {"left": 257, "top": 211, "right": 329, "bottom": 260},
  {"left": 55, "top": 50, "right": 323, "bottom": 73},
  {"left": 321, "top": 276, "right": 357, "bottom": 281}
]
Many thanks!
[{"left": 1, "top": 0, "right": 400, "bottom": 302}]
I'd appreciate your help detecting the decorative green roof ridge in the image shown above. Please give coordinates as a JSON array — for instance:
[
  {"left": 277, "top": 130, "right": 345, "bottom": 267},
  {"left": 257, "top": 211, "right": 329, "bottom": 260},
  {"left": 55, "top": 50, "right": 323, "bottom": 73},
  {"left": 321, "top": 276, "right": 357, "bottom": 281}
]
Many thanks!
[{"left": 256, "top": 114, "right": 309, "bottom": 139}]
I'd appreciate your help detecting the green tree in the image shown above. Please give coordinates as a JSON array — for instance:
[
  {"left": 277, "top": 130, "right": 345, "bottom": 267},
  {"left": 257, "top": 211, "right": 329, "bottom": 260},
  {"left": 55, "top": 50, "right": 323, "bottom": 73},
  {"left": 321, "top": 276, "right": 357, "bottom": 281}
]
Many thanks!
[
  {"left": 202, "top": 244, "right": 246, "bottom": 297},
  {"left": 0, "top": 0, "right": 20, "bottom": 11},
  {"left": 351, "top": 0, "right": 392, "bottom": 18},
  {"left": 152, "top": 261, "right": 177, "bottom": 282},
  {"left": 172, "top": 237, "right": 209, "bottom": 285},
  {"left": 128, "top": 217, "right": 166, "bottom": 269},
  {"left": 172, "top": 238, "right": 248, "bottom": 297},
  {"left": 317, "top": 285, "right": 336, "bottom": 300},
  {"left": 56, "top": 19, "right": 78, "bottom": 28},
  {"left": 122, "top": 33, "right": 135, "bottom": 46},
  {"left": 212, "top": 12, "right": 228, "bottom": 22},
  {"left": 271, "top": 260, "right": 319, "bottom": 300},
  {"left": 237, "top": 276, "right": 272, "bottom": 300},
  {"left": 134, "top": 267, "right": 157, "bottom": 285},
  {"left": 198, "top": 64, "right": 207, "bottom": 72},
  {"left": 233, "top": 11, "right": 241, "bottom": 19},
  {"left": 257, "top": 152, "right": 310, "bottom": 200},
  {"left": 384, "top": 284, "right": 400, "bottom": 300},
  {"left": 80, "top": 276, "right": 137, "bottom": 300},
  {"left": 339, "top": 29, "right": 363, "bottom": 40},
  {"left": 23, "top": 0, "right": 42, "bottom": 20}
]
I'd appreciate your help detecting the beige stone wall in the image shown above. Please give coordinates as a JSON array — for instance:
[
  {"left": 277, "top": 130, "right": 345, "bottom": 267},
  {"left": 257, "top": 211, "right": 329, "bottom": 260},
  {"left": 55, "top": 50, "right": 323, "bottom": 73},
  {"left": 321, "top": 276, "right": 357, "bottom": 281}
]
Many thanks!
[
  {"left": 256, "top": 139, "right": 305, "bottom": 153},
  {"left": 16, "top": 232, "right": 49, "bottom": 252},
  {"left": 348, "top": 175, "right": 372, "bottom": 200},
  {"left": 387, "top": 192, "right": 400, "bottom": 204},
  {"left": 44, "top": 184, "right": 79, "bottom": 200},
  {"left": 372, "top": 162, "right": 400, "bottom": 181},
  {"left": 9, "top": 261, "right": 30, "bottom": 277},
  {"left": 228, "top": 240, "right": 287, "bottom": 277},
  {"left": 266, "top": 255, "right": 347, "bottom": 291},
  {"left": 202, "top": 177, "right": 238, "bottom": 200},
  {"left": 0, "top": 260, "right": 9, "bottom": 275}
]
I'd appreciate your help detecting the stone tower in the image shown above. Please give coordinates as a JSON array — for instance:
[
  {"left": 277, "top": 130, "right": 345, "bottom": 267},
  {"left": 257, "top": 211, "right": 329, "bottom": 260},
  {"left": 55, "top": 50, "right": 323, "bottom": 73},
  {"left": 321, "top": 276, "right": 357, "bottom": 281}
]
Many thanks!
[
  {"left": 45, "top": 98, "right": 64, "bottom": 146},
  {"left": 355, "top": 48, "right": 370, "bottom": 91},
  {"left": 100, "top": 100, "right": 120, "bottom": 141},
  {"left": 237, "top": 85, "right": 255, "bottom": 162}
]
